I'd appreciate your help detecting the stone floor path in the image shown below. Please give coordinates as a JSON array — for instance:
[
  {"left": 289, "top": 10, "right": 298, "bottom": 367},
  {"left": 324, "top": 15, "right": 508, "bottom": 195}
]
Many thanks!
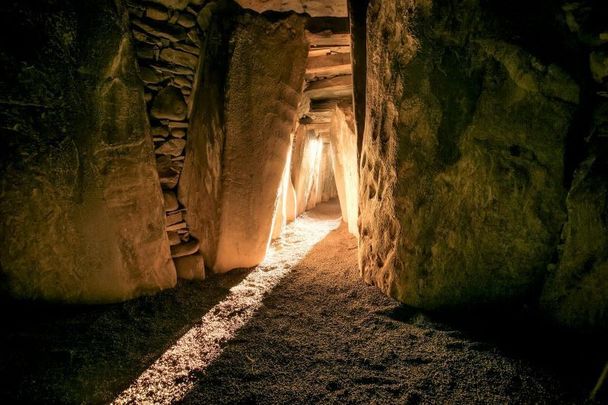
[{"left": 0, "top": 200, "right": 597, "bottom": 404}]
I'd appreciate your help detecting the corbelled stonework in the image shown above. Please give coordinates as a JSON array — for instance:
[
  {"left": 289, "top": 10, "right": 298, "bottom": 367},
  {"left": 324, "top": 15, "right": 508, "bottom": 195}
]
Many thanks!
[{"left": 126, "top": 0, "right": 207, "bottom": 280}]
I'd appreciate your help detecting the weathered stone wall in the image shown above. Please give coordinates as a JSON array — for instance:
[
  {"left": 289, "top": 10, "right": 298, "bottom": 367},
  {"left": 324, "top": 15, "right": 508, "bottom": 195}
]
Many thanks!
[
  {"left": 207, "top": 13, "right": 309, "bottom": 272},
  {"left": 329, "top": 104, "right": 359, "bottom": 236},
  {"left": 271, "top": 144, "right": 297, "bottom": 240},
  {"left": 319, "top": 143, "right": 339, "bottom": 203},
  {"left": 292, "top": 125, "right": 318, "bottom": 217},
  {"left": 540, "top": 2, "right": 608, "bottom": 330},
  {"left": 177, "top": 11, "right": 232, "bottom": 271},
  {"left": 153, "top": 3, "right": 310, "bottom": 273},
  {"left": 360, "top": 0, "right": 608, "bottom": 329},
  {"left": 292, "top": 125, "right": 339, "bottom": 216},
  {"left": 0, "top": 0, "right": 176, "bottom": 302},
  {"left": 126, "top": 0, "right": 206, "bottom": 281}
]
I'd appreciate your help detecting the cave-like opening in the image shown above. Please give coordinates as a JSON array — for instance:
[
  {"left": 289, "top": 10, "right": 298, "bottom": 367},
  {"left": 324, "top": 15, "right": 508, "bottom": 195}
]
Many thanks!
[{"left": 1, "top": 0, "right": 607, "bottom": 403}]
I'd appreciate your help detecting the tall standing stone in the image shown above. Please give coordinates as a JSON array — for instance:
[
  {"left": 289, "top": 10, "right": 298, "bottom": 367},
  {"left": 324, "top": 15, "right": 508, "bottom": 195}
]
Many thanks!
[
  {"left": 359, "top": 0, "right": 578, "bottom": 309},
  {"left": 0, "top": 0, "right": 176, "bottom": 303},
  {"left": 329, "top": 105, "right": 359, "bottom": 236},
  {"left": 180, "top": 12, "right": 308, "bottom": 273},
  {"left": 178, "top": 15, "right": 232, "bottom": 269},
  {"left": 213, "top": 13, "right": 308, "bottom": 272}
]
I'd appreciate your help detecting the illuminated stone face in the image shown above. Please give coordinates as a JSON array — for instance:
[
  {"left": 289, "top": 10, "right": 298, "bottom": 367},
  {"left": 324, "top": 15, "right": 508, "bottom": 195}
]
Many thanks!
[
  {"left": 329, "top": 105, "right": 359, "bottom": 237},
  {"left": 292, "top": 130, "right": 324, "bottom": 218},
  {"left": 211, "top": 14, "right": 309, "bottom": 273},
  {"left": 358, "top": 0, "right": 580, "bottom": 311},
  {"left": 0, "top": 0, "right": 176, "bottom": 303}
]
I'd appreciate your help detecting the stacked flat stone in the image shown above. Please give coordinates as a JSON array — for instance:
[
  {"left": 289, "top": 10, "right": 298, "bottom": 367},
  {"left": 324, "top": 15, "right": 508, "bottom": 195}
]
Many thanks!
[{"left": 126, "top": 0, "right": 205, "bottom": 281}]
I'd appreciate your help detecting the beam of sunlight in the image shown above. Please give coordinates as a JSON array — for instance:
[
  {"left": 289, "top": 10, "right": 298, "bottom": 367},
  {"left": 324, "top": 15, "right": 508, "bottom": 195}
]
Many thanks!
[{"left": 113, "top": 211, "right": 341, "bottom": 405}]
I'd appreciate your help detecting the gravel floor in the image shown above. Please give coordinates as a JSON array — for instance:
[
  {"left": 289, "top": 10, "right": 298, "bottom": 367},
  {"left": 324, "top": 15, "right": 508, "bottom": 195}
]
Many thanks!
[
  {"left": 179, "top": 202, "right": 603, "bottom": 404},
  {"left": 0, "top": 200, "right": 605, "bottom": 404}
]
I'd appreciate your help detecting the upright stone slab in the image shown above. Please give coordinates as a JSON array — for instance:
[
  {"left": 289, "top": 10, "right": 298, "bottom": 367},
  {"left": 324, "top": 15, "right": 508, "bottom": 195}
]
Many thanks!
[
  {"left": 541, "top": 147, "right": 608, "bottom": 330},
  {"left": 178, "top": 16, "right": 232, "bottom": 268},
  {"left": 292, "top": 126, "right": 320, "bottom": 217},
  {"left": 0, "top": 0, "right": 176, "bottom": 303},
  {"left": 214, "top": 13, "right": 308, "bottom": 272},
  {"left": 183, "top": 13, "right": 308, "bottom": 273},
  {"left": 271, "top": 145, "right": 294, "bottom": 240},
  {"left": 319, "top": 143, "right": 338, "bottom": 203},
  {"left": 359, "top": 0, "right": 578, "bottom": 309},
  {"left": 305, "top": 135, "right": 325, "bottom": 211},
  {"left": 329, "top": 105, "right": 359, "bottom": 236}
]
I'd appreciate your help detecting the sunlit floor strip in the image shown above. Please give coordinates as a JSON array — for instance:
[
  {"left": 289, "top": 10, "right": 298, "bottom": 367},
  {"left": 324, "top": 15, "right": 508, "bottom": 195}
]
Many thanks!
[{"left": 114, "top": 211, "right": 341, "bottom": 404}]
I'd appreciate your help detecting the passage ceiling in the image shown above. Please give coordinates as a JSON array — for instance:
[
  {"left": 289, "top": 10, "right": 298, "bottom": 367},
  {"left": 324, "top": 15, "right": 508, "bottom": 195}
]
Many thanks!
[{"left": 235, "top": 0, "right": 348, "bottom": 17}]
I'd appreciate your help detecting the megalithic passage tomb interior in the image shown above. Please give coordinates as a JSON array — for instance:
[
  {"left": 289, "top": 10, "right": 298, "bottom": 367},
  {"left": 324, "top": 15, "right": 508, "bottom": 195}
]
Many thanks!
[{"left": 0, "top": 0, "right": 607, "bottom": 403}]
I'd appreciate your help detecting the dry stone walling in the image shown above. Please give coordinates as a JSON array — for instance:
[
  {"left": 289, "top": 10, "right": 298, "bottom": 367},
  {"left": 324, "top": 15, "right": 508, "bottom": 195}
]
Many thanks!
[
  {"left": 126, "top": 0, "right": 207, "bottom": 281},
  {"left": 0, "top": 0, "right": 353, "bottom": 301},
  {"left": 357, "top": 0, "right": 608, "bottom": 330},
  {"left": 130, "top": 0, "right": 353, "bottom": 276},
  {"left": 0, "top": 0, "right": 176, "bottom": 303}
]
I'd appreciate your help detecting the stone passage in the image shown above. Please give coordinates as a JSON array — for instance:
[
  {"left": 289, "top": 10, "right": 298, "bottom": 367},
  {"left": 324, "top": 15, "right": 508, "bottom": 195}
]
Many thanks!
[
  {"left": 126, "top": 0, "right": 205, "bottom": 281},
  {"left": 114, "top": 200, "right": 342, "bottom": 404},
  {"left": 293, "top": 28, "right": 359, "bottom": 237}
]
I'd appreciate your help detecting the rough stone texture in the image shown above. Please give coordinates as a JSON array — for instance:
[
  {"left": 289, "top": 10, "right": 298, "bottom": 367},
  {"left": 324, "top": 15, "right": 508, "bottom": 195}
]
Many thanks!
[
  {"left": 166, "top": 210, "right": 183, "bottom": 226},
  {"left": 149, "top": 0, "right": 190, "bottom": 10},
  {"left": 157, "top": 155, "right": 183, "bottom": 189},
  {"left": 271, "top": 146, "right": 294, "bottom": 240},
  {"left": 541, "top": 155, "right": 608, "bottom": 330},
  {"left": 168, "top": 231, "right": 182, "bottom": 245},
  {"left": 159, "top": 48, "right": 198, "bottom": 69},
  {"left": 536, "top": 2, "right": 608, "bottom": 331},
  {"left": 174, "top": 252, "right": 206, "bottom": 280},
  {"left": 145, "top": 4, "right": 169, "bottom": 21},
  {"left": 0, "top": 0, "right": 176, "bottom": 303},
  {"left": 178, "top": 15, "right": 232, "bottom": 269},
  {"left": 285, "top": 177, "right": 298, "bottom": 222},
  {"left": 540, "top": 49, "right": 608, "bottom": 333},
  {"left": 131, "top": 18, "right": 187, "bottom": 42},
  {"left": 235, "top": 0, "right": 347, "bottom": 17},
  {"left": 359, "top": 0, "right": 579, "bottom": 309},
  {"left": 271, "top": 188, "right": 286, "bottom": 240},
  {"left": 163, "top": 191, "right": 179, "bottom": 211},
  {"left": 212, "top": 14, "right": 309, "bottom": 272},
  {"left": 127, "top": 0, "right": 207, "bottom": 278},
  {"left": 318, "top": 142, "right": 339, "bottom": 204},
  {"left": 150, "top": 85, "right": 188, "bottom": 121},
  {"left": 171, "top": 238, "right": 200, "bottom": 258},
  {"left": 292, "top": 125, "right": 314, "bottom": 217},
  {"left": 140, "top": 66, "right": 163, "bottom": 83},
  {"left": 155, "top": 138, "right": 186, "bottom": 156},
  {"left": 590, "top": 51, "right": 608, "bottom": 83},
  {"left": 271, "top": 143, "right": 298, "bottom": 239},
  {"left": 329, "top": 105, "right": 359, "bottom": 236}
]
